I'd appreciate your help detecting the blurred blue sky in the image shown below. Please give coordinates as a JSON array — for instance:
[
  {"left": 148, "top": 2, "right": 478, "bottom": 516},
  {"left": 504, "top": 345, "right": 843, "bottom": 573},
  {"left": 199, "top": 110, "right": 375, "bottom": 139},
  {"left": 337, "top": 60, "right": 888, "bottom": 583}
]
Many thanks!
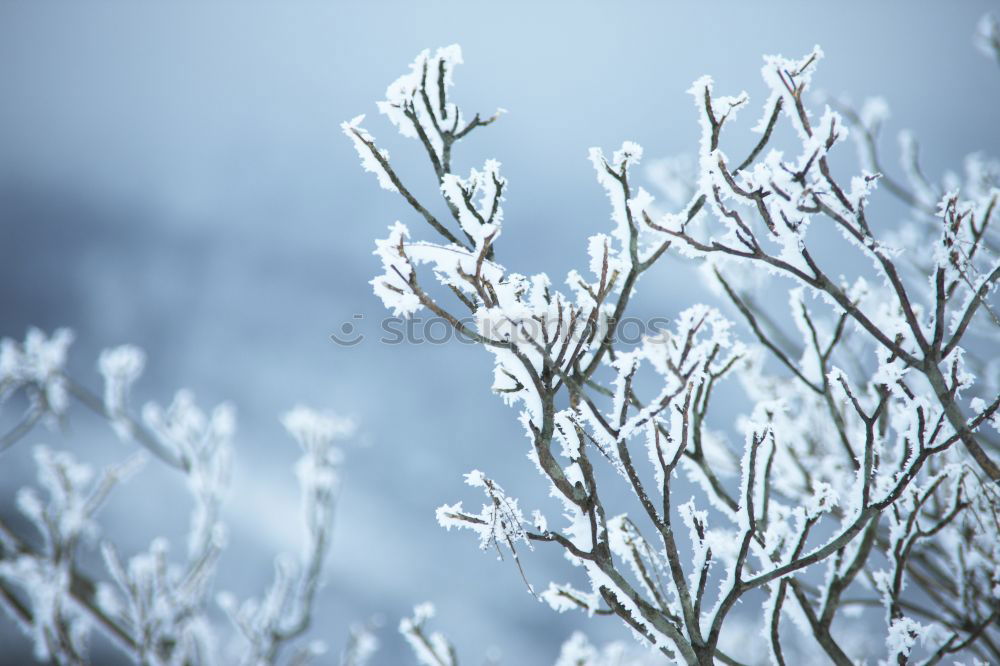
[{"left": 1, "top": 2, "right": 999, "bottom": 663}]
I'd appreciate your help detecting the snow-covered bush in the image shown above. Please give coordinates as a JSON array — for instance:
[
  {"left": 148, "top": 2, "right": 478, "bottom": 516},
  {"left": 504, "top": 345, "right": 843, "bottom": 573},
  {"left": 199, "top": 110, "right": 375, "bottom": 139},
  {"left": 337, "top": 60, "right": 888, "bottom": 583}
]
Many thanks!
[
  {"left": 0, "top": 329, "right": 366, "bottom": 665},
  {"left": 345, "top": 33, "right": 1000, "bottom": 665}
]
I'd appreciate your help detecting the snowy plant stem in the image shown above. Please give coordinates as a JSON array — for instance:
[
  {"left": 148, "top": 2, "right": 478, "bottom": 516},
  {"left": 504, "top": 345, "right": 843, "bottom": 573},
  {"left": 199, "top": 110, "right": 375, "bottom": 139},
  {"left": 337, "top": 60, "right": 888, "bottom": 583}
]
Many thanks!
[
  {"left": 0, "top": 516, "right": 137, "bottom": 654},
  {"left": 923, "top": 363, "right": 1000, "bottom": 482},
  {"left": 344, "top": 124, "right": 468, "bottom": 249},
  {"left": 62, "top": 375, "right": 186, "bottom": 471},
  {"left": 0, "top": 406, "right": 43, "bottom": 454}
]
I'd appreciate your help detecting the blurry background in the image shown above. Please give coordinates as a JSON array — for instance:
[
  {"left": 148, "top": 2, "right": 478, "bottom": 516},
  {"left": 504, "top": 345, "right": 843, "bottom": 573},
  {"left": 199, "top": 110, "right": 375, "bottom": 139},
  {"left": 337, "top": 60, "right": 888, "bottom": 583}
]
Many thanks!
[{"left": 1, "top": 1, "right": 998, "bottom": 663}]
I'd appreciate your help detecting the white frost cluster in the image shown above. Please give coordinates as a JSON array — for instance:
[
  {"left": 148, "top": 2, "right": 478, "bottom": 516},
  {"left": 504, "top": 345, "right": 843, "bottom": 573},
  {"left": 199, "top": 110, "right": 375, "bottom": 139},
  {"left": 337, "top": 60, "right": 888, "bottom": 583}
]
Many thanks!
[
  {"left": 378, "top": 45, "right": 465, "bottom": 160},
  {"left": 399, "top": 602, "right": 456, "bottom": 666},
  {"left": 436, "top": 470, "right": 530, "bottom": 556},
  {"left": 98, "top": 344, "right": 146, "bottom": 440},
  {"left": 0, "top": 328, "right": 74, "bottom": 417},
  {"left": 440, "top": 158, "right": 505, "bottom": 251}
]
